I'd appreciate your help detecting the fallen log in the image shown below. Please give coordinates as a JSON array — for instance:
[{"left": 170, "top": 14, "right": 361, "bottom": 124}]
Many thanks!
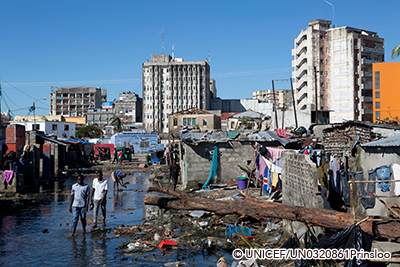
[{"left": 144, "top": 187, "right": 400, "bottom": 241}]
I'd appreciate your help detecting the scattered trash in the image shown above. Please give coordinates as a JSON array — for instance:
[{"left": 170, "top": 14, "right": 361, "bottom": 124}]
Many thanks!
[
  {"left": 235, "top": 259, "right": 259, "bottom": 267},
  {"left": 267, "top": 236, "right": 281, "bottom": 244},
  {"left": 126, "top": 242, "right": 141, "bottom": 251},
  {"left": 42, "top": 229, "right": 49, "bottom": 233},
  {"left": 199, "top": 221, "right": 209, "bottom": 227},
  {"left": 264, "top": 220, "right": 279, "bottom": 232},
  {"left": 189, "top": 210, "right": 206, "bottom": 218},
  {"left": 217, "top": 257, "right": 228, "bottom": 267},
  {"left": 225, "top": 225, "right": 251, "bottom": 239},
  {"left": 154, "top": 233, "right": 161, "bottom": 241}
]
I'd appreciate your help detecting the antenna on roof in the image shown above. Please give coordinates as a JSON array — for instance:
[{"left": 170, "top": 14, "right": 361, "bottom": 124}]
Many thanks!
[
  {"left": 208, "top": 51, "right": 210, "bottom": 64},
  {"left": 323, "top": 0, "right": 335, "bottom": 27},
  {"left": 172, "top": 42, "right": 175, "bottom": 59},
  {"left": 160, "top": 26, "right": 165, "bottom": 62}
]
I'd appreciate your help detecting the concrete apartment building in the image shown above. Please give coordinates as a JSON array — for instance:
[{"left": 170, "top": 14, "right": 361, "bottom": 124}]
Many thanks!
[
  {"left": 253, "top": 89, "right": 293, "bottom": 108},
  {"left": 292, "top": 19, "right": 384, "bottom": 123},
  {"left": 50, "top": 87, "right": 106, "bottom": 117},
  {"left": 115, "top": 92, "right": 143, "bottom": 125},
  {"left": 142, "top": 54, "right": 211, "bottom": 133},
  {"left": 373, "top": 62, "right": 400, "bottom": 123}
]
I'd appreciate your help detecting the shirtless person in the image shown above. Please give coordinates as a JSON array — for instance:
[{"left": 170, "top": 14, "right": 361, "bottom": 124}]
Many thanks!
[{"left": 111, "top": 170, "right": 127, "bottom": 191}]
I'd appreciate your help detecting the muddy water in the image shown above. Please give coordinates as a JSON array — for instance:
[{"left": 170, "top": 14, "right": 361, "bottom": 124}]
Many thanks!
[{"left": 0, "top": 173, "right": 230, "bottom": 266}]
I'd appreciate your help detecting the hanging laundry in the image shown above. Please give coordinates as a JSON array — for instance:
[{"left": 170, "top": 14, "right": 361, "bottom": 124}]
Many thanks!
[
  {"left": 328, "top": 175, "right": 345, "bottom": 212},
  {"left": 271, "top": 163, "right": 282, "bottom": 174},
  {"left": 272, "top": 173, "right": 279, "bottom": 187},
  {"left": 350, "top": 171, "right": 375, "bottom": 209},
  {"left": 329, "top": 157, "right": 339, "bottom": 194},
  {"left": 373, "top": 165, "right": 392, "bottom": 192},
  {"left": 338, "top": 171, "right": 350, "bottom": 206},
  {"left": 266, "top": 148, "right": 285, "bottom": 162},
  {"left": 392, "top": 163, "right": 400, "bottom": 196},
  {"left": 3, "top": 170, "right": 13, "bottom": 185},
  {"left": 317, "top": 163, "right": 329, "bottom": 189}
]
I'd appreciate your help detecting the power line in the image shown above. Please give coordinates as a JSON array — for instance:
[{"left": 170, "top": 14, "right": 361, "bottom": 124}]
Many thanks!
[
  {"left": 1, "top": 95, "right": 16, "bottom": 117},
  {"left": 1, "top": 78, "right": 36, "bottom": 100},
  {"left": 2, "top": 90, "right": 24, "bottom": 110}
]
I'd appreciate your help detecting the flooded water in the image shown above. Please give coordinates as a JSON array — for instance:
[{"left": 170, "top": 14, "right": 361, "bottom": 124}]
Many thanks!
[{"left": 0, "top": 173, "right": 231, "bottom": 266}]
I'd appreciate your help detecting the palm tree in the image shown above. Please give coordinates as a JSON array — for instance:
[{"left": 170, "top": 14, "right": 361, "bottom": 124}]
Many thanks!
[
  {"left": 110, "top": 117, "right": 123, "bottom": 131},
  {"left": 392, "top": 45, "right": 400, "bottom": 59}
]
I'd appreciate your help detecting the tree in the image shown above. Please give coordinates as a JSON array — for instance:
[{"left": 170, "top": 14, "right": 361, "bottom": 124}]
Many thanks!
[
  {"left": 392, "top": 45, "right": 400, "bottom": 59},
  {"left": 76, "top": 125, "right": 103, "bottom": 138},
  {"left": 110, "top": 117, "right": 123, "bottom": 131}
]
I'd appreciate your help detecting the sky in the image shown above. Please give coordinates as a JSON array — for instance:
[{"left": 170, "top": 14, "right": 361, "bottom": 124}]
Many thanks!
[{"left": 1, "top": 0, "right": 400, "bottom": 116}]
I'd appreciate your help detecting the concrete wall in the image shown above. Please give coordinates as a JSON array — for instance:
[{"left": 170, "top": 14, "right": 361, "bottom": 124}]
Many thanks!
[
  {"left": 169, "top": 113, "right": 221, "bottom": 132},
  {"left": 10, "top": 121, "right": 76, "bottom": 138},
  {"left": 0, "top": 171, "right": 21, "bottom": 193},
  {"left": 181, "top": 141, "right": 260, "bottom": 189},
  {"left": 281, "top": 150, "right": 324, "bottom": 236},
  {"left": 355, "top": 146, "right": 400, "bottom": 216}
]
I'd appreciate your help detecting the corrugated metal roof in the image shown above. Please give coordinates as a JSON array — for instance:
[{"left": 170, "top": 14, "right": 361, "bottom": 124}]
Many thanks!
[
  {"left": 361, "top": 135, "right": 400, "bottom": 147},
  {"left": 180, "top": 130, "right": 301, "bottom": 147},
  {"left": 232, "top": 110, "right": 263, "bottom": 119}
]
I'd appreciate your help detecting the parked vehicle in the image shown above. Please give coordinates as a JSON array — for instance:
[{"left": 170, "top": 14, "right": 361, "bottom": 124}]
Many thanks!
[{"left": 115, "top": 147, "right": 132, "bottom": 161}]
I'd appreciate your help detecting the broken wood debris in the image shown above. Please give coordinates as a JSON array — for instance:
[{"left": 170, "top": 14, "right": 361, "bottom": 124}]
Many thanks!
[{"left": 144, "top": 187, "right": 400, "bottom": 241}]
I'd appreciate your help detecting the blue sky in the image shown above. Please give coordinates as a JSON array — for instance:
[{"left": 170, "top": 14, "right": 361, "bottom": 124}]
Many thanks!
[{"left": 1, "top": 0, "right": 399, "bottom": 116}]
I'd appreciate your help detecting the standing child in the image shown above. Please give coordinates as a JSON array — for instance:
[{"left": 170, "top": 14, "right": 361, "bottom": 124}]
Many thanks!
[
  {"left": 90, "top": 171, "right": 108, "bottom": 229},
  {"left": 69, "top": 174, "right": 90, "bottom": 236}
]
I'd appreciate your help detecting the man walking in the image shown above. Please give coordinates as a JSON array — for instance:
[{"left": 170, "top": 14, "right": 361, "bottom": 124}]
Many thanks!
[
  {"left": 169, "top": 159, "right": 181, "bottom": 191},
  {"left": 111, "top": 170, "right": 127, "bottom": 191},
  {"left": 69, "top": 174, "right": 90, "bottom": 236},
  {"left": 90, "top": 170, "right": 108, "bottom": 229}
]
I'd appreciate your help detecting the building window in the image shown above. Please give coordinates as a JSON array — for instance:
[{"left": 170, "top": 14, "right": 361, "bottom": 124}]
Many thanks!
[
  {"left": 173, "top": 118, "right": 177, "bottom": 126},
  {"left": 64, "top": 125, "right": 69, "bottom": 131},
  {"left": 375, "top": 71, "right": 380, "bottom": 89},
  {"left": 375, "top": 91, "right": 380, "bottom": 99},
  {"left": 52, "top": 124, "right": 57, "bottom": 130},
  {"left": 203, "top": 119, "right": 207, "bottom": 126},
  {"left": 375, "top": 102, "right": 380, "bottom": 109},
  {"left": 192, "top": 118, "right": 196, "bottom": 125},
  {"left": 376, "top": 111, "right": 380, "bottom": 120},
  {"left": 183, "top": 118, "right": 187, "bottom": 126}
]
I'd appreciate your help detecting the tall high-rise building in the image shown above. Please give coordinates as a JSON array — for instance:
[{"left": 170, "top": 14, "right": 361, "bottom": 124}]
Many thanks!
[
  {"left": 142, "top": 54, "right": 211, "bottom": 132},
  {"left": 292, "top": 19, "right": 384, "bottom": 123},
  {"left": 50, "top": 86, "right": 106, "bottom": 117}
]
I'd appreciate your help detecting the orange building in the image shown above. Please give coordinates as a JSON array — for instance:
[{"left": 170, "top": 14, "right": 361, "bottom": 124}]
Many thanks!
[{"left": 373, "top": 62, "right": 400, "bottom": 122}]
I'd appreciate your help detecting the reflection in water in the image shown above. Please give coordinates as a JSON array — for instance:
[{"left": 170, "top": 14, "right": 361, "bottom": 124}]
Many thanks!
[
  {"left": 111, "top": 191, "right": 125, "bottom": 212},
  {"left": 71, "top": 236, "right": 88, "bottom": 266},
  {"left": 91, "top": 234, "right": 108, "bottom": 266}
]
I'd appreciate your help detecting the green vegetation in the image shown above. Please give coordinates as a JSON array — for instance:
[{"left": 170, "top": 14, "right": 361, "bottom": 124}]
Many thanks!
[
  {"left": 76, "top": 125, "right": 103, "bottom": 138},
  {"left": 392, "top": 45, "right": 400, "bottom": 59},
  {"left": 110, "top": 117, "right": 123, "bottom": 131}
]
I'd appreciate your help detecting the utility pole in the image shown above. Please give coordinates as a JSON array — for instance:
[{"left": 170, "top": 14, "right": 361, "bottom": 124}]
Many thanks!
[
  {"left": 33, "top": 101, "right": 36, "bottom": 131},
  {"left": 290, "top": 78, "right": 298, "bottom": 128},
  {"left": 272, "top": 80, "right": 279, "bottom": 129},
  {"left": 0, "top": 80, "right": 2, "bottom": 126},
  {"left": 314, "top": 66, "right": 319, "bottom": 124}
]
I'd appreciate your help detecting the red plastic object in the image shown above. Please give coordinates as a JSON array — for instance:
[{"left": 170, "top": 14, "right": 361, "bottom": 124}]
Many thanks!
[
  {"left": 157, "top": 240, "right": 178, "bottom": 249},
  {"left": 238, "top": 236, "right": 255, "bottom": 243}
]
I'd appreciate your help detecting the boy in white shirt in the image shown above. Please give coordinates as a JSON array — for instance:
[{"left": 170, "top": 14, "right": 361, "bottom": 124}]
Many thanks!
[{"left": 90, "top": 170, "right": 108, "bottom": 229}]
